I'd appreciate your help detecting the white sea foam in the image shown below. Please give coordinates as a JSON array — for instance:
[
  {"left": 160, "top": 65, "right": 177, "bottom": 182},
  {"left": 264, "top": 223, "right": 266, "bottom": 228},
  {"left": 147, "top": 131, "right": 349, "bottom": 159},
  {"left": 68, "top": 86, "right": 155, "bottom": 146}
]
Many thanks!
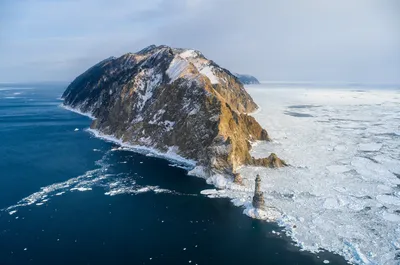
[
  {"left": 1, "top": 151, "right": 115, "bottom": 213},
  {"left": 3, "top": 166, "right": 107, "bottom": 213},
  {"left": 206, "top": 174, "right": 228, "bottom": 189},
  {"left": 86, "top": 128, "right": 196, "bottom": 167},
  {"left": 107, "top": 185, "right": 193, "bottom": 196},
  {"left": 188, "top": 166, "right": 208, "bottom": 179},
  {"left": 243, "top": 205, "right": 281, "bottom": 221},
  {"left": 60, "top": 104, "right": 96, "bottom": 120},
  {"left": 0, "top": 87, "right": 33, "bottom": 91}
]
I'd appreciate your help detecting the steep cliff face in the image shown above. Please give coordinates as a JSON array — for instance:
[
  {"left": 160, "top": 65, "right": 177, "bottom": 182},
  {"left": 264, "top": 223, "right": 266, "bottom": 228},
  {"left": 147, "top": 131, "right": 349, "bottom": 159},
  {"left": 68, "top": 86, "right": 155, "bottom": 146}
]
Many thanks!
[{"left": 63, "top": 45, "right": 285, "bottom": 176}]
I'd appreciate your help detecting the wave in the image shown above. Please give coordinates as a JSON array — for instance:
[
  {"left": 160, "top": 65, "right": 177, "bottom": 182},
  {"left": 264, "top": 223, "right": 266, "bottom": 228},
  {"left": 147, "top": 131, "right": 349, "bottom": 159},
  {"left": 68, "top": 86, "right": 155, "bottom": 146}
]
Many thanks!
[
  {"left": 0, "top": 87, "right": 34, "bottom": 91},
  {"left": 59, "top": 104, "right": 96, "bottom": 120},
  {"left": 87, "top": 128, "right": 196, "bottom": 168}
]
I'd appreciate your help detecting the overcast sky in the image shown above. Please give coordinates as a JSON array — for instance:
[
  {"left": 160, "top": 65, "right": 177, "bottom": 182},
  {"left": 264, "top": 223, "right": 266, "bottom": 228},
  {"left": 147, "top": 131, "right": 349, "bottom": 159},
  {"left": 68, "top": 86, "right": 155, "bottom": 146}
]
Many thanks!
[{"left": 1, "top": 0, "right": 399, "bottom": 83}]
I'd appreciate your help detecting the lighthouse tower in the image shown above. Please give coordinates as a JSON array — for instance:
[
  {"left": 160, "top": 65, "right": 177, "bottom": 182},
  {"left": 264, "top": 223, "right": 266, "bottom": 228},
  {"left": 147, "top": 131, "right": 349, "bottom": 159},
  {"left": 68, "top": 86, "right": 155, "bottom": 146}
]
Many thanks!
[{"left": 252, "top": 174, "right": 265, "bottom": 209}]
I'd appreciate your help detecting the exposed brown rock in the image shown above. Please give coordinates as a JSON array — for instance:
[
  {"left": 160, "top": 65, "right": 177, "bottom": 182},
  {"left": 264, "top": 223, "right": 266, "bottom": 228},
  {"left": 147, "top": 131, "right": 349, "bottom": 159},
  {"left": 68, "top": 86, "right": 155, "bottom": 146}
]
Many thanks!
[
  {"left": 251, "top": 153, "right": 288, "bottom": 168},
  {"left": 233, "top": 172, "right": 243, "bottom": 185}
]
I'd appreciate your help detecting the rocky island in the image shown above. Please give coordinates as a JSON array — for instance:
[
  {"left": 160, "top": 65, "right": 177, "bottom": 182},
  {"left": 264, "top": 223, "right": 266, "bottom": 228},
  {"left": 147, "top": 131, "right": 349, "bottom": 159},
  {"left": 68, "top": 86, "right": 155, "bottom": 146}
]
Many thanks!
[
  {"left": 233, "top": 73, "right": 260, "bottom": 85},
  {"left": 62, "top": 45, "right": 285, "bottom": 178}
]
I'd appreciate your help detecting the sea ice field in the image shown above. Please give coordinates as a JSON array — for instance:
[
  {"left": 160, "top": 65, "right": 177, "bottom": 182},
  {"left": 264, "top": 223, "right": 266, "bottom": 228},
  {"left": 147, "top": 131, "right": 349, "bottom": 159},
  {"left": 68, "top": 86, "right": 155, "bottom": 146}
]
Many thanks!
[{"left": 205, "top": 85, "right": 400, "bottom": 265}]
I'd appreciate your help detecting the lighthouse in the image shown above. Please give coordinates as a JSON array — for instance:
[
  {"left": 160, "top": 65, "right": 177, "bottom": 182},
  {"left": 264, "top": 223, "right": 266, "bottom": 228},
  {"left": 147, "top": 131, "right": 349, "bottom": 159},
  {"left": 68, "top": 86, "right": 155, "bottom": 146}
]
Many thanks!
[{"left": 252, "top": 174, "right": 265, "bottom": 209}]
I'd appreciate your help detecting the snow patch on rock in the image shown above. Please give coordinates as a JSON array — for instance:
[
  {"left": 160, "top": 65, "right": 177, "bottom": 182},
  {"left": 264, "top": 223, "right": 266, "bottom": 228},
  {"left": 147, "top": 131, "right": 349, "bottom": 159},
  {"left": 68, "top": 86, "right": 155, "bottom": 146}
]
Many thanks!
[
  {"left": 166, "top": 57, "right": 190, "bottom": 83},
  {"left": 199, "top": 66, "right": 219, "bottom": 85}
]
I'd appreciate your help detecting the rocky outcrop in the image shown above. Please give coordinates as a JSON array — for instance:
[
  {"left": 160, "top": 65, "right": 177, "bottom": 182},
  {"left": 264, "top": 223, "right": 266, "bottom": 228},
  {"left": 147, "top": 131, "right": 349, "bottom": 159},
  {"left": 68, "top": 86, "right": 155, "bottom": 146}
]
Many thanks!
[
  {"left": 233, "top": 172, "right": 243, "bottom": 185},
  {"left": 62, "top": 45, "right": 285, "bottom": 177},
  {"left": 234, "top": 73, "right": 260, "bottom": 85},
  {"left": 252, "top": 174, "right": 265, "bottom": 209},
  {"left": 252, "top": 153, "right": 287, "bottom": 168}
]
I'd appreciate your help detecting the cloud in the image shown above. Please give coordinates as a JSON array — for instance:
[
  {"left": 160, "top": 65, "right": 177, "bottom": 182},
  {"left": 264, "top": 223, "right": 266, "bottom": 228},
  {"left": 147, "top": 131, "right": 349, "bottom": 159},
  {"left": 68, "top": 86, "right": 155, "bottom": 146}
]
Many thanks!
[{"left": 0, "top": 0, "right": 399, "bottom": 83}]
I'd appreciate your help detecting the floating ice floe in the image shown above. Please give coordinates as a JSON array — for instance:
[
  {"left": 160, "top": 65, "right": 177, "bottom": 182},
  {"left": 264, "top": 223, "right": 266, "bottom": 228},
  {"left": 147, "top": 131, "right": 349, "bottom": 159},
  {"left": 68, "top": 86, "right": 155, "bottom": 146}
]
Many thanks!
[
  {"left": 326, "top": 165, "right": 351, "bottom": 174},
  {"left": 376, "top": 195, "right": 400, "bottom": 206},
  {"left": 381, "top": 212, "right": 400, "bottom": 222},
  {"left": 70, "top": 187, "right": 92, "bottom": 192},
  {"left": 358, "top": 143, "right": 382, "bottom": 152}
]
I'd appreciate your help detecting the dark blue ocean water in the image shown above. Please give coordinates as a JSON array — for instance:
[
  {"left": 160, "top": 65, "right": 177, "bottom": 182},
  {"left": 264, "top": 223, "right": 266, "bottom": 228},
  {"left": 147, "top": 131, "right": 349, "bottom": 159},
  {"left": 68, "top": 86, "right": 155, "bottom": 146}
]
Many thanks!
[{"left": 0, "top": 83, "right": 348, "bottom": 265}]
